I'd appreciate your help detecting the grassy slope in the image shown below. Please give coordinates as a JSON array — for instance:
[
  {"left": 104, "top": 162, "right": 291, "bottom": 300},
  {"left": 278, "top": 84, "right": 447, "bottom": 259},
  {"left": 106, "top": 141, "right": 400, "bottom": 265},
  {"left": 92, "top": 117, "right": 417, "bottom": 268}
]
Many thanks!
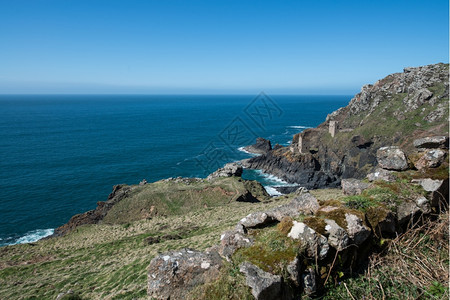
[{"left": 0, "top": 178, "right": 338, "bottom": 300}]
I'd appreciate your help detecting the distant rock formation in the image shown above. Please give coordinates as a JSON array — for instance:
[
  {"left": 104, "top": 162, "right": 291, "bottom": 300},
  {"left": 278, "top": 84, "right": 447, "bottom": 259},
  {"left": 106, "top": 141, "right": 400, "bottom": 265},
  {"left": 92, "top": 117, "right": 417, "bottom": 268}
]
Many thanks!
[
  {"left": 244, "top": 63, "right": 449, "bottom": 188},
  {"left": 243, "top": 137, "right": 272, "bottom": 155}
]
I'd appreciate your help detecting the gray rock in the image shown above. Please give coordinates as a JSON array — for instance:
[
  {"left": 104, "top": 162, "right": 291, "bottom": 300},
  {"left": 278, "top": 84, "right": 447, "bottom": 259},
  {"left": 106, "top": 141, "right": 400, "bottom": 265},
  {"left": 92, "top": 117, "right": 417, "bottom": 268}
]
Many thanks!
[
  {"left": 415, "top": 196, "right": 431, "bottom": 214},
  {"left": 344, "top": 213, "right": 371, "bottom": 245},
  {"left": 414, "top": 149, "right": 446, "bottom": 170},
  {"left": 55, "top": 290, "right": 77, "bottom": 300},
  {"left": 366, "top": 207, "right": 396, "bottom": 236},
  {"left": 290, "top": 192, "right": 320, "bottom": 215},
  {"left": 324, "top": 219, "right": 350, "bottom": 251},
  {"left": 207, "top": 163, "right": 243, "bottom": 180},
  {"left": 341, "top": 178, "right": 370, "bottom": 195},
  {"left": 147, "top": 248, "right": 222, "bottom": 300},
  {"left": 397, "top": 202, "right": 421, "bottom": 225},
  {"left": 288, "top": 221, "right": 329, "bottom": 259},
  {"left": 367, "top": 168, "right": 396, "bottom": 182},
  {"left": 413, "top": 136, "right": 449, "bottom": 149},
  {"left": 218, "top": 230, "right": 253, "bottom": 260},
  {"left": 412, "top": 178, "right": 449, "bottom": 208},
  {"left": 286, "top": 257, "right": 301, "bottom": 286},
  {"left": 238, "top": 212, "right": 276, "bottom": 229},
  {"left": 376, "top": 146, "right": 409, "bottom": 171},
  {"left": 240, "top": 262, "right": 282, "bottom": 300},
  {"left": 302, "top": 268, "right": 317, "bottom": 295},
  {"left": 244, "top": 137, "right": 272, "bottom": 155},
  {"left": 139, "top": 179, "right": 147, "bottom": 186},
  {"left": 403, "top": 88, "right": 433, "bottom": 111}
]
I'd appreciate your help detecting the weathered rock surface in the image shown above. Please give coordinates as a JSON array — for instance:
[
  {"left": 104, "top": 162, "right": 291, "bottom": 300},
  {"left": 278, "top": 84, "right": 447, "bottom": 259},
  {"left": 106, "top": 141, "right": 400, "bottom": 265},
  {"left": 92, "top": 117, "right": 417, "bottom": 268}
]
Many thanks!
[
  {"left": 412, "top": 178, "right": 449, "bottom": 207},
  {"left": 218, "top": 230, "right": 253, "bottom": 259},
  {"left": 239, "top": 212, "right": 276, "bottom": 230},
  {"left": 244, "top": 137, "right": 272, "bottom": 155},
  {"left": 207, "top": 162, "right": 243, "bottom": 180},
  {"left": 367, "top": 168, "right": 396, "bottom": 182},
  {"left": 344, "top": 213, "right": 371, "bottom": 245},
  {"left": 147, "top": 248, "right": 222, "bottom": 300},
  {"left": 397, "top": 202, "right": 421, "bottom": 225},
  {"left": 288, "top": 221, "right": 329, "bottom": 259},
  {"left": 414, "top": 149, "right": 446, "bottom": 170},
  {"left": 302, "top": 268, "right": 317, "bottom": 296},
  {"left": 341, "top": 178, "right": 370, "bottom": 195},
  {"left": 240, "top": 262, "right": 282, "bottom": 300},
  {"left": 376, "top": 146, "right": 409, "bottom": 171},
  {"left": 324, "top": 219, "right": 350, "bottom": 251},
  {"left": 413, "top": 136, "right": 449, "bottom": 149}
]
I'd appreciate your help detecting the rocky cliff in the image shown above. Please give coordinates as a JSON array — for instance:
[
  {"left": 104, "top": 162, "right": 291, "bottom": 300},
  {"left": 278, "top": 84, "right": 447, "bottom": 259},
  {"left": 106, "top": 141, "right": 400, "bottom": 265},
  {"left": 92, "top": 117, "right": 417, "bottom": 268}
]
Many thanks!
[{"left": 244, "top": 63, "right": 449, "bottom": 189}]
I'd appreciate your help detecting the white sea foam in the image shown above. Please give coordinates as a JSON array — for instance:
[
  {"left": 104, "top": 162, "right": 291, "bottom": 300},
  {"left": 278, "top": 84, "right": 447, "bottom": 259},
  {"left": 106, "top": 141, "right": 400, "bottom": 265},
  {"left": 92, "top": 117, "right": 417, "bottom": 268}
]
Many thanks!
[
  {"left": 12, "top": 228, "right": 54, "bottom": 245},
  {"left": 288, "top": 125, "right": 311, "bottom": 129},
  {"left": 264, "top": 186, "right": 282, "bottom": 196},
  {"left": 254, "top": 170, "right": 298, "bottom": 186},
  {"left": 237, "top": 146, "right": 260, "bottom": 156}
]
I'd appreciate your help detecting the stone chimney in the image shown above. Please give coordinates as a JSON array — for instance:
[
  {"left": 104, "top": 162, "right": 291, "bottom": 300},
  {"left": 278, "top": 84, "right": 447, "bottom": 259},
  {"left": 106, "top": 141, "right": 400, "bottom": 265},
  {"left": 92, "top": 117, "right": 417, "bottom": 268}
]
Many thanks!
[{"left": 329, "top": 121, "right": 338, "bottom": 137}]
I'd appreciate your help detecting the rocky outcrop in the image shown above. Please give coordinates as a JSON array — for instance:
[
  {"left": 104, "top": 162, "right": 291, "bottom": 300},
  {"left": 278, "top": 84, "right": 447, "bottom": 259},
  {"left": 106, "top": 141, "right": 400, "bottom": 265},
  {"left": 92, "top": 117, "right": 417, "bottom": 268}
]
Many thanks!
[
  {"left": 244, "top": 137, "right": 273, "bottom": 155},
  {"left": 239, "top": 262, "right": 282, "bottom": 300},
  {"left": 243, "top": 63, "right": 448, "bottom": 189},
  {"left": 147, "top": 248, "right": 222, "bottom": 300},
  {"left": 207, "top": 162, "right": 243, "bottom": 180},
  {"left": 414, "top": 149, "right": 446, "bottom": 170},
  {"left": 53, "top": 184, "right": 134, "bottom": 237},
  {"left": 413, "top": 135, "right": 449, "bottom": 149},
  {"left": 376, "top": 146, "right": 409, "bottom": 171}
]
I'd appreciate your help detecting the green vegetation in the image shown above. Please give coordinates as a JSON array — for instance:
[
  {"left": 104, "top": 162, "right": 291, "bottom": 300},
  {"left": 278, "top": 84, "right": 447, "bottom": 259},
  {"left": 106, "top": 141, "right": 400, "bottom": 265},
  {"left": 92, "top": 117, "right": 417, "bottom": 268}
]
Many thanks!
[{"left": 0, "top": 182, "right": 284, "bottom": 300}]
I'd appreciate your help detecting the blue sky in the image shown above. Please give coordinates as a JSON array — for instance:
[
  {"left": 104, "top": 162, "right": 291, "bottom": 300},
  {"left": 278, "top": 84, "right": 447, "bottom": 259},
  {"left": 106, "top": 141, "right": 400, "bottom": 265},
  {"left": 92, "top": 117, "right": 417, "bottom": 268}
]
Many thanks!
[{"left": 0, "top": 0, "right": 448, "bottom": 94}]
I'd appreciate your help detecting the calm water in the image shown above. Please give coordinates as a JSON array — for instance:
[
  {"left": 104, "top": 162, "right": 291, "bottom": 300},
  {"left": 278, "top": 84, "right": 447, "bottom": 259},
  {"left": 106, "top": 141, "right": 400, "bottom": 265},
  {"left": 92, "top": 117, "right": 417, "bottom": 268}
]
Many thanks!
[{"left": 0, "top": 94, "right": 349, "bottom": 246}]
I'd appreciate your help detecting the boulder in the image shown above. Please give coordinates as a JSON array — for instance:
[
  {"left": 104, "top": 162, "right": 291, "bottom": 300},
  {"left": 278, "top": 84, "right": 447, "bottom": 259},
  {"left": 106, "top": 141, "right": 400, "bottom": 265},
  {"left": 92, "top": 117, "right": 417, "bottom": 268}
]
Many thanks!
[
  {"left": 147, "top": 248, "right": 222, "bottom": 300},
  {"left": 397, "top": 202, "right": 421, "bottom": 225},
  {"left": 239, "top": 262, "right": 282, "bottom": 300},
  {"left": 414, "top": 149, "right": 446, "bottom": 170},
  {"left": 413, "top": 136, "right": 449, "bottom": 149},
  {"left": 344, "top": 213, "right": 371, "bottom": 245},
  {"left": 288, "top": 221, "right": 329, "bottom": 259},
  {"left": 218, "top": 230, "right": 253, "bottom": 260},
  {"left": 415, "top": 196, "right": 431, "bottom": 214},
  {"left": 341, "top": 178, "right": 370, "bottom": 195},
  {"left": 376, "top": 146, "right": 409, "bottom": 171},
  {"left": 207, "top": 163, "right": 243, "bottom": 180},
  {"left": 239, "top": 212, "right": 276, "bottom": 230},
  {"left": 367, "top": 168, "right": 396, "bottom": 182},
  {"left": 244, "top": 137, "right": 272, "bottom": 155},
  {"left": 412, "top": 178, "right": 449, "bottom": 208},
  {"left": 324, "top": 219, "right": 349, "bottom": 251},
  {"left": 289, "top": 192, "right": 320, "bottom": 215}
]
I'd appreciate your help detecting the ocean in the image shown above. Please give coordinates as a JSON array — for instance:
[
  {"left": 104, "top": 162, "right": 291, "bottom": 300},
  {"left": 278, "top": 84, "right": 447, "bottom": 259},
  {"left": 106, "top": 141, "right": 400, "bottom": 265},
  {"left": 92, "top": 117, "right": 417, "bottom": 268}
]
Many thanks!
[{"left": 0, "top": 94, "right": 349, "bottom": 246}]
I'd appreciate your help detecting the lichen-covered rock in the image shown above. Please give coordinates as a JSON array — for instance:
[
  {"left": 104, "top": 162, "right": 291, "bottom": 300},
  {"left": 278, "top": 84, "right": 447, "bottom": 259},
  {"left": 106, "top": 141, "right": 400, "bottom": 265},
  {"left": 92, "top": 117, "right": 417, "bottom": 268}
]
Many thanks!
[
  {"left": 239, "top": 262, "right": 282, "bottom": 300},
  {"left": 413, "top": 136, "right": 449, "bottom": 149},
  {"left": 415, "top": 196, "right": 431, "bottom": 214},
  {"left": 376, "top": 146, "right": 409, "bottom": 171},
  {"left": 344, "top": 213, "right": 371, "bottom": 245},
  {"left": 207, "top": 163, "right": 243, "bottom": 180},
  {"left": 324, "top": 219, "right": 349, "bottom": 251},
  {"left": 238, "top": 212, "right": 276, "bottom": 229},
  {"left": 414, "top": 149, "right": 446, "bottom": 170},
  {"left": 288, "top": 221, "right": 329, "bottom": 259},
  {"left": 302, "top": 268, "right": 317, "bottom": 295},
  {"left": 286, "top": 257, "right": 301, "bottom": 286},
  {"left": 412, "top": 178, "right": 449, "bottom": 207},
  {"left": 341, "top": 178, "right": 370, "bottom": 195},
  {"left": 218, "top": 230, "right": 253, "bottom": 260},
  {"left": 147, "top": 248, "right": 222, "bottom": 300},
  {"left": 367, "top": 168, "right": 396, "bottom": 182},
  {"left": 289, "top": 192, "right": 320, "bottom": 215}
]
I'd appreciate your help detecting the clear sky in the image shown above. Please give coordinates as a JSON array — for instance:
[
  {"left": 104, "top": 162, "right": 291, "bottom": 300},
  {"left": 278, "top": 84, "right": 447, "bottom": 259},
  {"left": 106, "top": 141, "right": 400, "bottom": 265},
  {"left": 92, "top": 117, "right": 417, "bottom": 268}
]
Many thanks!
[{"left": 0, "top": 0, "right": 448, "bottom": 94}]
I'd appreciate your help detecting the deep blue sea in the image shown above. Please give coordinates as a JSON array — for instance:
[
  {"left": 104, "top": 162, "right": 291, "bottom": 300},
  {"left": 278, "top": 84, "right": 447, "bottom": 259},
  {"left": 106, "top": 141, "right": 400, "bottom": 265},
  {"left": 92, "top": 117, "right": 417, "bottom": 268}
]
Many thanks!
[{"left": 0, "top": 94, "right": 349, "bottom": 246}]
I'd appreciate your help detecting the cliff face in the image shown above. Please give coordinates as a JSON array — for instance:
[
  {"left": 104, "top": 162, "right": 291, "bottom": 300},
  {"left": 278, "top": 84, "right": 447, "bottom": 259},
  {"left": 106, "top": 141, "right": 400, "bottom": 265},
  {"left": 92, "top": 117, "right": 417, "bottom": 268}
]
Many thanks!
[{"left": 245, "top": 63, "right": 449, "bottom": 188}]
